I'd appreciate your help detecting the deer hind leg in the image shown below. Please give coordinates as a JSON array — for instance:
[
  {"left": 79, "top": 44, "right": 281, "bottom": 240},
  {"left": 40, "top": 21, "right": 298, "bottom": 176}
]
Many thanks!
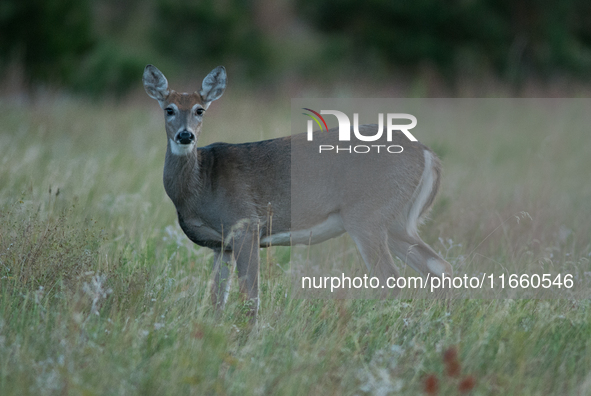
[
  {"left": 387, "top": 227, "right": 452, "bottom": 278},
  {"left": 386, "top": 148, "right": 452, "bottom": 279},
  {"left": 211, "top": 250, "right": 235, "bottom": 311},
  {"left": 347, "top": 226, "right": 400, "bottom": 295}
]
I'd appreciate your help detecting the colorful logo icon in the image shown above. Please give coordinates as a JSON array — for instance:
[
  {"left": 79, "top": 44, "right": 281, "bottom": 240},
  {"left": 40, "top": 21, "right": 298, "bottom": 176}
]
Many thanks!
[{"left": 302, "top": 108, "right": 328, "bottom": 132}]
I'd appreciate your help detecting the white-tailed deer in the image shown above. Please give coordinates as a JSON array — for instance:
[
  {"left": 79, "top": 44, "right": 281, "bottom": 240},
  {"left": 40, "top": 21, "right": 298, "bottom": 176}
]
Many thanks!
[{"left": 143, "top": 64, "right": 452, "bottom": 318}]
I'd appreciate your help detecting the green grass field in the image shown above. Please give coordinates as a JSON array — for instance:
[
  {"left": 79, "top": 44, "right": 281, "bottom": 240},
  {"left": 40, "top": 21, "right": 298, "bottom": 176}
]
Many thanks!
[{"left": 1, "top": 93, "right": 590, "bottom": 395}]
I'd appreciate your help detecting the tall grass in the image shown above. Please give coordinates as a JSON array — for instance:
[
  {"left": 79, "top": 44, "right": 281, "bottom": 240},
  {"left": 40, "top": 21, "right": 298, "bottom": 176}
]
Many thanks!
[{"left": 0, "top": 93, "right": 590, "bottom": 395}]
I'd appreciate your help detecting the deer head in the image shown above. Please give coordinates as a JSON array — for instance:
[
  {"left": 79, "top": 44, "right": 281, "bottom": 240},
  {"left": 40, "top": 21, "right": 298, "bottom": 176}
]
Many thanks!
[{"left": 142, "top": 64, "right": 227, "bottom": 155}]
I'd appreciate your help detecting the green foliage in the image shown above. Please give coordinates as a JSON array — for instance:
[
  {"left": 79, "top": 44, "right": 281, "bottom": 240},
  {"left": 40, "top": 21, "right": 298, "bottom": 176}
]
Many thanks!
[
  {"left": 0, "top": 0, "right": 149, "bottom": 96},
  {"left": 296, "top": 0, "right": 591, "bottom": 81},
  {"left": 0, "top": 0, "right": 95, "bottom": 84},
  {"left": 0, "top": 0, "right": 272, "bottom": 93},
  {"left": 4, "top": 0, "right": 591, "bottom": 94},
  {"left": 152, "top": 0, "right": 271, "bottom": 77},
  {"left": 72, "top": 42, "right": 147, "bottom": 97}
]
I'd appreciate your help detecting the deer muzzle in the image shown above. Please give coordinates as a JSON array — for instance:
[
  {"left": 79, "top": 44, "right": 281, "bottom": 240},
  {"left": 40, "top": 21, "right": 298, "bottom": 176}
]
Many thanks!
[{"left": 176, "top": 130, "right": 196, "bottom": 145}]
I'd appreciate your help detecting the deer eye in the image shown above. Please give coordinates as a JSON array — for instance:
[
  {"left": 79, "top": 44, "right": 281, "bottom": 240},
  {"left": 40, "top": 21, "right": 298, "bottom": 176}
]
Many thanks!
[
  {"left": 195, "top": 108, "right": 205, "bottom": 116},
  {"left": 165, "top": 107, "right": 175, "bottom": 116}
]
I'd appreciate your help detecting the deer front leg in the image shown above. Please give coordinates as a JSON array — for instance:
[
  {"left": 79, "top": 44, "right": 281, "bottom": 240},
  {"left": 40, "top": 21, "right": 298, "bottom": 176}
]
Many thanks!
[
  {"left": 211, "top": 249, "right": 235, "bottom": 311},
  {"left": 231, "top": 221, "right": 260, "bottom": 320}
]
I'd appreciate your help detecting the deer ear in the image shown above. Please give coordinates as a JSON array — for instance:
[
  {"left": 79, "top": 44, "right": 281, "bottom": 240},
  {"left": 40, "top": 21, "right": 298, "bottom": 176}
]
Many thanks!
[
  {"left": 143, "top": 65, "right": 170, "bottom": 102},
  {"left": 199, "top": 66, "right": 226, "bottom": 105}
]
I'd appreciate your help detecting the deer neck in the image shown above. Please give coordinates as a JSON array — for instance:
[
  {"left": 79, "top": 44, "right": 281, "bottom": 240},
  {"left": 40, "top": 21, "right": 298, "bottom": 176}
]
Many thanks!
[{"left": 163, "top": 144, "right": 201, "bottom": 208}]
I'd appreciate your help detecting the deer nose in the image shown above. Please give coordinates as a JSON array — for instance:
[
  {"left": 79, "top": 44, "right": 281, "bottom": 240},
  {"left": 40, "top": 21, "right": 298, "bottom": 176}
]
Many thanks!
[{"left": 177, "top": 130, "right": 195, "bottom": 144}]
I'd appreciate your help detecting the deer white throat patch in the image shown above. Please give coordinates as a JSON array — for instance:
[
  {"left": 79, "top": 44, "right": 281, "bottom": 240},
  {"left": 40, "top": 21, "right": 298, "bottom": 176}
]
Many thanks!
[{"left": 169, "top": 138, "right": 195, "bottom": 156}]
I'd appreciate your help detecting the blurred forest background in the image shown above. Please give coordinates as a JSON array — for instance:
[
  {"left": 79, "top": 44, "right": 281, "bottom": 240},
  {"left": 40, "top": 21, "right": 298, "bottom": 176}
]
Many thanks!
[{"left": 2, "top": 0, "right": 591, "bottom": 98}]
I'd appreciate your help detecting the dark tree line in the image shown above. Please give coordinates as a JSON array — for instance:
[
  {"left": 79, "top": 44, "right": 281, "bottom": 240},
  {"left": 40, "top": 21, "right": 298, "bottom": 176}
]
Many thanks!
[{"left": 2, "top": 0, "right": 591, "bottom": 95}]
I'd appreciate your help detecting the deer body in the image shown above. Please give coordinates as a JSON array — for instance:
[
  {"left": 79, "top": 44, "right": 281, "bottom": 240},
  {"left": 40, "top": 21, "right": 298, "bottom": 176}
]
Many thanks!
[
  {"left": 143, "top": 65, "right": 452, "bottom": 318},
  {"left": 163, "top": 138, "right": 292, "bottom": 250}
]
